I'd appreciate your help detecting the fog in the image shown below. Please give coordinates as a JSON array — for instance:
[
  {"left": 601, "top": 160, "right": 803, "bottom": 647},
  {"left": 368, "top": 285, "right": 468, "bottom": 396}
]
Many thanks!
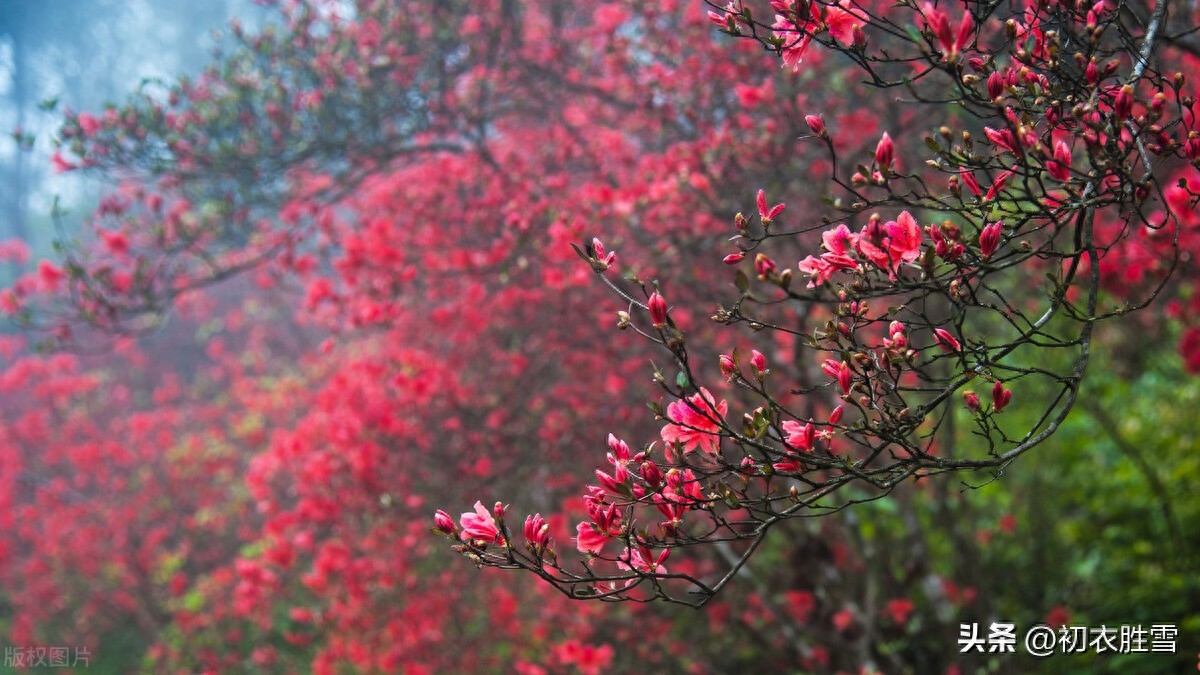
[{"left": 0, "top": 0, "right": 268, "bottom": 248}]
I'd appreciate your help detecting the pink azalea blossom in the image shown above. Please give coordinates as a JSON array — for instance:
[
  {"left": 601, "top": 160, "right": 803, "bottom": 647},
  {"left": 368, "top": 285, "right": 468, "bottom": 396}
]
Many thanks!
[
  {"left": 885, "top": 597, "right": 915, "bottom": 624},
  {"left": 660, "top": 388, "right": 728, "bottom": 455},
  {"left": 459, "top": 500, "right": 503, "bottom": 545},
  {"left": 922, "top": 3, "right": 973, "bottom": 62},
  {"left": 773, "top": 454, "right": 804, "bottom": 473},
  {"left": 575, "top": 521, "right": 612, "bottom": 555},
  {"left": 822, "top": 223, "right": 857, "bottom": 256},
  {"left": 50, "top": 152, "right": 78, "bottom": 173},
  {"left": 886, "top": 211, "right": 923, "bottom": 263},
  {"left": 798, "top": 253, "right": 856, "bottom": 287},
  {"left": 617, "top": 545, "right": 669, "bottom": 576},
  {"left": 825, "top": 0, "right": 868, "bottom": 46},
  {"left": 822, "top": 359, "right": 852, "bottom": 394},
  {"left": 756, "top": 189, "right": 785, "bottom": 222},
  {"left": 782, "top": 419, "right": 816, "bottom": 452},
  {"left": 984, "top": 127, "right": 1018, "bottom": 154},
  {"left": 662, "top": 468, "right": 705, "bottom": 504},
  {"left": 553, "top": 640, "right": 614, "bottom": 675},
  {"left": 772, "top": 13, "right": 817, "bottom": 71},
  {"left": 856, "top": 211, "right": 923, "bottom": 278},
  {"left": 576, "top": 501, "right": 622, "bottom": 554},
  {"left": 77, "top": 112, "right": 101, "bottom": 137}
]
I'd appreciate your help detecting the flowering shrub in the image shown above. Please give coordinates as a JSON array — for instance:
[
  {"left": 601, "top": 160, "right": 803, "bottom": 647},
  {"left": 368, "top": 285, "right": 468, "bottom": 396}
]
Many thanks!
[{"left": 2, "top": 0, "right": 1198, "bottom": 671}]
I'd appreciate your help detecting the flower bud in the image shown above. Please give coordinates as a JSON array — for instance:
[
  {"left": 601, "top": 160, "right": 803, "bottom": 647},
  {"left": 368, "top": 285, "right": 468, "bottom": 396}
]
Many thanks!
[
  {"left": 1113, "top": 84, "right": 1133, "bottom": 121},
  {"left": 987, "top": 71, "right": 1004, "bottom": 101},
  {"left": 754, "top": 253, "right": 776, "bottom": 279},
  {"left": 874, "top": 132, "right": 894, "bottom": 174},
  {"left": 591, "top": 237, "right": 616, "bottom": 269},
  {"left": 829, "top": 405, "right": 844, "bottom": 425},
  {"left": 648, "top": 292, "right": 668, "bottom": 328},
  {"left": 719, "top": 353, "right": 737, "bottom": 379},
  {"left": 933, "top": 328, "right": 961, "bottom": 353},
  {"left": 963, "top": 390, "right": 981, "bottom": 412},
  {"left": 805, "top": 114, "right": 827, "bottom": 137},
  {"left": 433, "top": 510, "right": 456, "bottom": 535},
  {"left": 641, "top": 461, "right": 663, "bottom": 489},
  {"left": 992, "top": 381, "right": 1012, "bottom": 411},
  {"left": 979, "top": 221, "right": 1003, "bottom": 259},
  {"left": 750, "top": 350, "right": 767, "bottom": 376}
]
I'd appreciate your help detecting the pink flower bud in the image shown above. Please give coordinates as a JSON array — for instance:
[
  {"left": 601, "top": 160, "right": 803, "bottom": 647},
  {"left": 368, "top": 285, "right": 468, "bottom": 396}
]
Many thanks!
[
  {"left": 750, "top": 350, "right": 767, "bottom": 375},
  {"left": 1185, "top": 134, "right": 1200, "bottom": 163},
  {"left": 829, "top": 405, "right": 844, "bottom": 425},
  {"left": 433, "top": 510, "right": 456, "bottom": 535},
  {"left": 755, "top": 253, "right": 777, "bottom": 278},
  {"left": 954, "top": 13, "right": 974, "bottom": 57},
  {"left": 835, "top": 361, "right": 852, "bottom": 394},
  {"left": 1047, "top": 140, "right": 1072, "bottom": 182},
  {"left": 595, "top": 469, "right": 624, "bottom": 495},
  {"left": 963, "top": 390, "right": 981, "bottom": 412},
  {"left": 987, "top": 71, "right": 1004, "bottom": 101},
  {"left": 493, "top": 501, "right": 507, "bottom": 520},
  {"left": 979, "top": 221, "right": 1003, "bottom": 259},
  {"left": 805, "top": 114, "right": 827, "bottom": 137},
  {"left": 852, "top": 25, "right": 867, "bottom": 48},
  {"left": 524, "top": 513, "right": 551, "bottom": 550},
  {"left": 992, "top": 381, "right": 1012, "bottom": 411},
  {"left": 648, "top": 292, "right": 668, "bottom": 327},
  {"left": 933, "top": 328, "right": 961, "bottom": 353},
  {"left": 719, "top": 353, "right": 737, "bottom": 379},
  {"left": 641, "top": 461, "right": 663, "bottom": 489},
  {"left": 591, "top": 237, "right": 616, "bottom": 270},
  {"left": 960, "top": 171, "right": 981, "bottom": 197},
  {"left": 607, "top": 433, "right": 631, "bottom": 462},
  {"left": 756, "top": 189, "right": 785, "bottom": 222},
  {"left": 723, "top": 251, "right": 746, "bottom": 264},
  {"left": 1113, "top": 84, "right": 1134, "bottom": 121},
  {"left": 874, "top": 132, "right": 894, "bottom": 173}
]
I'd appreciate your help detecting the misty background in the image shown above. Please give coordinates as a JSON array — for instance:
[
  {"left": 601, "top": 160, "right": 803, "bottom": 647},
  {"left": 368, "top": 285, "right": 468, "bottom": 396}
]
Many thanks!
[{"left": 0, "top": 0, "right": 271, "bottom": 257}]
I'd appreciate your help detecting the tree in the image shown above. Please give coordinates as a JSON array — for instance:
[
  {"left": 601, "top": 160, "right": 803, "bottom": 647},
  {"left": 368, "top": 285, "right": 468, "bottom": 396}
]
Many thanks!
[
  {"left": 3, "top": 0, "right": 1198, "bottom": 672},
  {"left": 431, "top": 0, "right": 1200, "bottom": 606}
]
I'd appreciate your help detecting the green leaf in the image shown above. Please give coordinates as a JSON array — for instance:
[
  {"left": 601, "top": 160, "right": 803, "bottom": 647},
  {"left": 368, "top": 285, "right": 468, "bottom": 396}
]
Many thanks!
[{"left": 734, "top": 268, "right": 750, "bottom": 293}]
